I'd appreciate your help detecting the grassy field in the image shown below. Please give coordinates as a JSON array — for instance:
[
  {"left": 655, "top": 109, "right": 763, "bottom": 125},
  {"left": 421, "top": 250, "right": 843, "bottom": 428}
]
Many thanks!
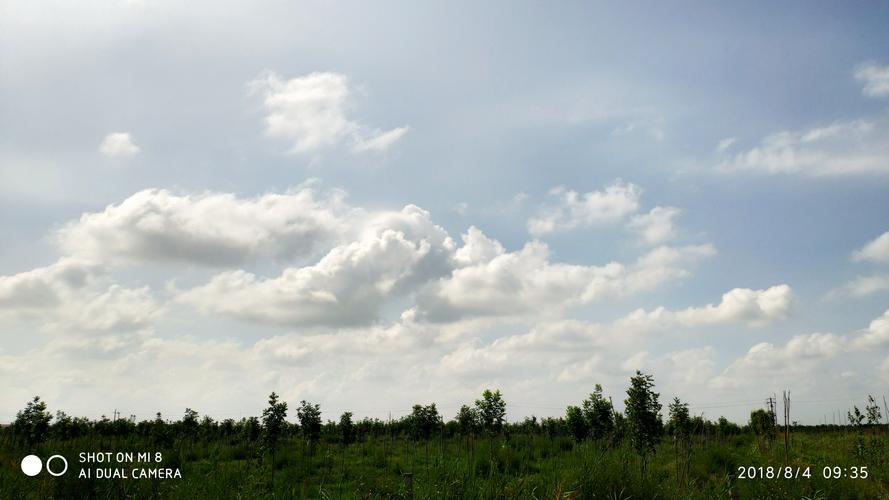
[{"left": 1, "top": 422, "right": 887, "bottom": 499}]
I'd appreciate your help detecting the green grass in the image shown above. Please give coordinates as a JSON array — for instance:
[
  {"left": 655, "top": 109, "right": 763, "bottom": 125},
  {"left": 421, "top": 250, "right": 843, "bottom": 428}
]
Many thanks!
[{"left": 1, "top": 429, "right": 887, "bottom": 499}]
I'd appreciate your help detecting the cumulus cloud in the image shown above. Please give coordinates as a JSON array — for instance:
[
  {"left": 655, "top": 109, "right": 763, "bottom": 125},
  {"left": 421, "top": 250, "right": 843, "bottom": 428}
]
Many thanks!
[
  {"left": 717, "top": 120, "right": 889, "bottom": 176},
  {"left": 851, "top": 308, "right": 889, "bottom": 349},
  {"left": 58, "top": 185, "right": 356, "bottom": 267},
  {"left": 828, "top": 231, "right": 889, "bottom": 297},
  {"left": 438, "top": 283, "right": 792, "bottom": 387},
  {"left": 627, "top": 206, "right": 681, "bottom": 244},
  {"left": 178, "top": 205, "right": 455, "bottom": 327},
  {"left": 617, "top": 284, "right": 793, "bottom": 330},
  {"left": 412, "top": 233, "right": 715, "bottom": 322},
  {"left": 249, "top": 71, "right": 408, "bottom": 154},
  {"left": 855, "top": 62, "right": 889, "bottom": 98},
  {"left": 620, "top": 347, "right": 715, "bottom": 384},
  {"left": 0, "top": 258, "right": 158, "bottom": 334},
  {"left": 852, "top": 230, "right": 889, "bottom": 264},
  {"left": 710, "top": 332, "right": 845, "bottom": 390},
  {"left": 99, "top": 132, "right": 140, "bottom": 158},
  {"left": 527, "top": 180, "right": 641, "bottom": 236},
  {"left": 712, "top": 307, "right": 889, "bottom": 389},
  {"left": 0, "top": 258, "right": 101, "bottom": 311}
]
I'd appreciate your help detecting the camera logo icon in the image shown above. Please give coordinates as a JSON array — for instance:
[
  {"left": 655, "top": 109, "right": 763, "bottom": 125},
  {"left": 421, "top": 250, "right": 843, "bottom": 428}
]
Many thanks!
[{"left": 21, "top": 454, "right": 68, "bottom": 477}]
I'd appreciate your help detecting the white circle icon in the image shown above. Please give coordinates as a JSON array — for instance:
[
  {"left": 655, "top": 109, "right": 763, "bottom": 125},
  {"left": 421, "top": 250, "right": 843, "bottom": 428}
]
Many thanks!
[
  {"left": 46, "top": 455, "right": 68, "bottom": 476},
  {"left": 21, "top": 455, "right": 42, "bottom": 476}
]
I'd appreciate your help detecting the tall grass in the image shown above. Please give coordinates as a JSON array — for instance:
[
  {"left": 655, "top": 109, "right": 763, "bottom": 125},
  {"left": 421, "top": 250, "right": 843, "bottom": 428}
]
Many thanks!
[{"left": 1, "top": 425, "right": 886, "bottom": 499}]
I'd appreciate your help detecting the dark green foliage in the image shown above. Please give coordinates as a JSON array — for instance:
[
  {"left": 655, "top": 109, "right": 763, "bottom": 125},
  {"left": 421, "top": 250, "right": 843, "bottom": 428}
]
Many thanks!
[
  {"left": 181, "top": 407, "right": 199, "bottom": 436},
  {"left": 848, "top": 405, "right": 865, "bottom": 426},
  {"left": 12, "top": 396, "right": 52, "bottom": 446},
  {"left": 717, "top": 416, "right": 742, "bottom": 437},
  {"left": 261, "top": 392, "right": 288, "bottom": 458},
  {"left": 408, "top": 403, "right": 441, "bottom": 440},
  {"left": 565, "top": 405, "right": 587, "bottom": 442},
  {"left": 668, "top": 397, "right": 691, "bottom": 442},
  {"left": 339, "top": 411, "right": 355, "bottom": 445},
  {"left": 624, "top": 371, "right": 663, "bottom": 467},
  {"left": 4, "top": 377, "right": 887, "bottom": 499},
  {"left": 475, "top": 389, "right": 506, "bottom": 436},
  {"left": 750, "top": 408, "right": 776, "bottom": 440},
  {"left": 581, "top": 384, "right": 614, "bottom": 440},
  {"left": 3, "top": 416, "right": 885, "bottom": 499},
  {"left": 296, "top": 400, "right": 322, "bottom": 447},
  {"left": 865, "top": 395, "right": 882, "bottom": 425},
  {"left": 455, "top": 404, "right": 479, "bottom": 436}
]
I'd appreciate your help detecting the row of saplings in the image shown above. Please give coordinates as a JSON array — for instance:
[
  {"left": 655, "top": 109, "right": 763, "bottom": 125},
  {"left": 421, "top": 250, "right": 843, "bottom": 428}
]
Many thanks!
[
  {"left": 8, "top": 372, "right": 745, "bottom": 476},
  {"left": 40, "top": 382, "right": 842, "bottom": 471}
]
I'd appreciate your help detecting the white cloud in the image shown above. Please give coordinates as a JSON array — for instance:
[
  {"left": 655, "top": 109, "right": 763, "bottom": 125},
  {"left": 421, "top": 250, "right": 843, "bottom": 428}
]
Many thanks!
[
  {"left": 855, "top": 62, "right": 889, "bottom": 98},
  {"left": 0, "top": 258, "right": 158, "bottom": 334},
  {"left": 412, "top": 235, "right": 715, "bottom": 322},
  {"left": 353, "top": 126, "right": 410, "bottom": 152},
  {"left": 99, "top": 132, "right": 140, "bottom": 158},
  {"left": 528, "top": 180, "right": 641, "bottom": 236},
  {"left": 621, "top": 347, "right": 715, "bottom": 384},
  {"left": 627, "top": 206, "right": 681, "bottom": 244},
  {"left": 0, "top": 258, "right": 101, "bottom": 311},
  {"left": 178, "top": 205, "right": 455, "bottom": 327},
  {"left": 832, "top": 274, "right": 889, "bottom": 298},
  {"left": 712, "top": 308, "right": 889, "bottom": 389},
  {"left": 852, "top": 230, "right": 889, "bottom": 264},
  {"left": 617, "top": 284, "right": 793, "bottom": 330},
  {"left": 827, "top": 230, "right": 889, "bottom": 298},
  {"left": 851, "top": 308, "right": 889, "bottom": 349},
  {"left": 717, "top": 120, "right": 889, "bottom": 176},
  {"left": 249, "top": 71, "right": 408, "bottom": 154},
  {"left": 58, "top": 185, "right": 356, "bottom": 267}
]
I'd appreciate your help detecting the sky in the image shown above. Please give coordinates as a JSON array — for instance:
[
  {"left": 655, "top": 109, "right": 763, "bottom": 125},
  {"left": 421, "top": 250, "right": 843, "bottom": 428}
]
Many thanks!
[{"left": 1, "top": 1, "right": 889, "bottom": 425}]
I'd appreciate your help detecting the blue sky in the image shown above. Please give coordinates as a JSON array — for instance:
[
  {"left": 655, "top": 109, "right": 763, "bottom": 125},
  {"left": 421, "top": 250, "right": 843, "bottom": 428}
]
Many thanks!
[{"left": 1, "top": 1, "right": 889, "bottom": 424}]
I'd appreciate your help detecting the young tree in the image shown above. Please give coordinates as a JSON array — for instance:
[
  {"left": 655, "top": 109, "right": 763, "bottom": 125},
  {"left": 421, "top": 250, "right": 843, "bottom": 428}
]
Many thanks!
[
  {"left": 242, "top": 416, "right": 262, "bottom": 446},
  {"left": 624, "top": 371, "right": 663, "bottom": 473},
  {"left": 581, "top": 384, "right": 614, "bottom": 440},
  {"left": 261, "top": 392, "right": 288, "bottom": 463},
  {"left": 181, "top": 408, "right": 199, "bottom": 437},
  {"left": 297, "top": 400, "right": 322, "bottom": 452},
  {"left": 409, "top": 403, "right": 442, "bottom": 465},
  {"left": 750, "top": 408, "right": 776, "bottom": 450},
  {"left": 668, "top": 397, "right": 691, "bottom": 485},
  {"left": 52, "top": 410, "right": 75, "bottom": 440},
  {"left": 475, "top": 389, "right": 506, "bottom": 436},
  {"left": 847, "top": 406, "right": 865, "bottom": 427},
  {"left": 409, "top": 404, "right": 442, "bottom": 441},
  {"left": 339, "top": 411, "right": 355, "bottom": 445},
  {"left": 667, "top": 397, "right": 691, "bottom": 442},
  {"left": 13, "top": 396, "right": 52, "bottom": 446},
  {"left": 455, "top": 404, "right": 479, "bottom": 437},
  {"left": 475, "top": 389, "right": 506, "bottom": 464},
  {"left": 542, "top": 417, "right": 564, "bottom": 440},
  {"left": 565, "top": 405, "right": 588, "bottom": 443},
  {"left": 865, "top": 395, "right": 882, "bottom": 425}
]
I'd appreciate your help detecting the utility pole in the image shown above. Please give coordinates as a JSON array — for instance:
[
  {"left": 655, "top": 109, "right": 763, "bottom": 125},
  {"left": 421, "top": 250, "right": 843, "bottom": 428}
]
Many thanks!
[
  {"left": 766, "top": 396, "right": 777, "bottom": 426},
  {"left": 782, "top": 390, "right": 790, "bottom": 460}
]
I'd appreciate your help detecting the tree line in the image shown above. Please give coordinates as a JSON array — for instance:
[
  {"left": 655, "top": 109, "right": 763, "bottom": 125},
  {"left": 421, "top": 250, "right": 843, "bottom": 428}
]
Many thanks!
[{"left": 7, "top": 370, "right": 883, "bottom": 471}]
